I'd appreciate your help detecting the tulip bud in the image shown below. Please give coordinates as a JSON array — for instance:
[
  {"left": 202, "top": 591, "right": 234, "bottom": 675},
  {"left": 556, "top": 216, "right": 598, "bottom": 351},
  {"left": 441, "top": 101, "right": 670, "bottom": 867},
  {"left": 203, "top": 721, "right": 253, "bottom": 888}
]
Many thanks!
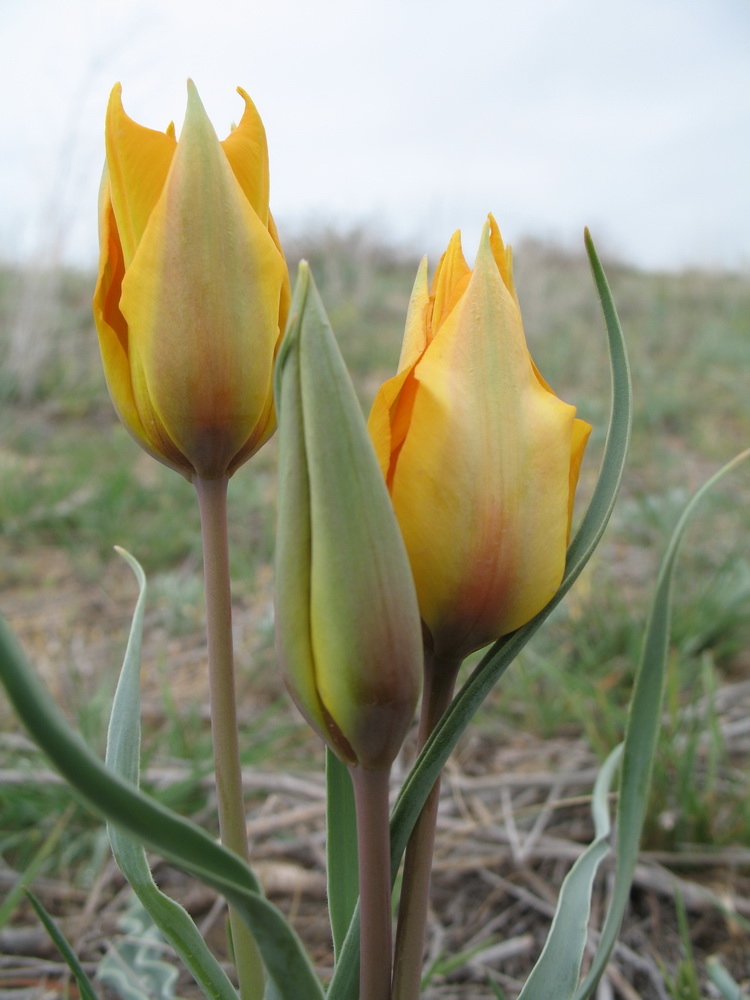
[
  {"left": 93, "top": 81, "right": 290, "bottom": 481},
  {"left": 368, "top": 216, "right": 592, "bottom": 661},
  {"left": 274, "top": 264, "right": 422, "bottom": 770}
]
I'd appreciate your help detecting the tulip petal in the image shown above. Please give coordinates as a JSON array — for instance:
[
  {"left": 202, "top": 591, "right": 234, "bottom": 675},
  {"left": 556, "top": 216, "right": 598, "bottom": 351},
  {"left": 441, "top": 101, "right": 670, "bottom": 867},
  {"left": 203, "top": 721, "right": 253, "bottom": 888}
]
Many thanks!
[
  {"left": 368, "top": 258, "right": 429, "bottom": 481},
  {"left": 221, "top": 88, "right": 271, "bottom": 225},
  {"left": 274, "top": 298, "right": 331, "bottom": 748},
  {"left": 568, "top": 416, "right": 593, "bottom": 538},
  {"left": 119, "top": 81, "right": 287, "bottom": 480},
  {"left": 430, "top": 230, "right": 472, "bottom": 337},
  {"left": 487, "top": 213, "right": 519, "bottom": 306},
  {"left": 93, "top": 169, "right": 183, "bottom": 469},
  {"left": 105, "top": 84, "right": 176, "bottom": 269},
  {"left": 396, "top": 256, "right": 430, "bottom": 372}
]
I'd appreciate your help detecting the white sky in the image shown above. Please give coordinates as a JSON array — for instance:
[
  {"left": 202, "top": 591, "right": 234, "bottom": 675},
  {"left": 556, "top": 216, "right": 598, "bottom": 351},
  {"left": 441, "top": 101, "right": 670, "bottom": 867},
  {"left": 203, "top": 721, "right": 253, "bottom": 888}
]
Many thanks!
[{"left": 1, "top": 0, "right": 749, "bottom": 271}]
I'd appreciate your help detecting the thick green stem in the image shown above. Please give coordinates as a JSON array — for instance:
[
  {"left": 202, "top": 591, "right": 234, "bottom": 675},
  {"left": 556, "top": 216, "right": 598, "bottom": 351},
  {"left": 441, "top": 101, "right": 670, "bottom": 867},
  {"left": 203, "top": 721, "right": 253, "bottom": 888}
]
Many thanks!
[
  {"left": 392, "top": 652, "right": 462, "bottom": 1000},
  {"left": 195, "top": 476, "right": 264, "bottom": 1000},
  {"left": 350, "top": 765, "right": 394, "bottom": 1000}
]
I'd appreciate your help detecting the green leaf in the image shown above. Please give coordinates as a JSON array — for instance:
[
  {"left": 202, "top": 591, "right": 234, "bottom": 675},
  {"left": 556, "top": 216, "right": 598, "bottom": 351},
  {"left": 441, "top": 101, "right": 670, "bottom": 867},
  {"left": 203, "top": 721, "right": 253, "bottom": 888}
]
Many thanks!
[
  {"left": 573, "top": 448, "right": 750, "bottom": 1000},
  {"left": 0, "top": 617, "right": 324, "bottom": 1000},
  {"left": 516, "top": 744, "right": 622, "bottom": 999},
  {"left": 325, "top": 748, "right": 359, "bottom": 962},
  {"left": 105, "top": 548, "right": 238, "bottom": 1000},
  {"left": 327, "top": 231, "right": 632, "bottom": 1000},
  {"left": 24, "top": 887, "right": 100, "bottom": 1000}
]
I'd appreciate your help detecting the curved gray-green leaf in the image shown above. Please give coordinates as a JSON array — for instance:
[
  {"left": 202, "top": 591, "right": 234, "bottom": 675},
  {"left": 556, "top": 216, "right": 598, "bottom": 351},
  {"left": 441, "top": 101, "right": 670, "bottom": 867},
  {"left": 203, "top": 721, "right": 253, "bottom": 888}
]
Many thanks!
[
  {"left": 0, "top": 617, "right": 324, "bottom": 1000},
  {"left": 516, "top": 744, "right": 622, "bottom": 999},
  {"left": 105, "top": 549, "right": 239, "bottom": 1000},
  {"left": 573, "top": 448, "right": 750, "bottom": 1000}
]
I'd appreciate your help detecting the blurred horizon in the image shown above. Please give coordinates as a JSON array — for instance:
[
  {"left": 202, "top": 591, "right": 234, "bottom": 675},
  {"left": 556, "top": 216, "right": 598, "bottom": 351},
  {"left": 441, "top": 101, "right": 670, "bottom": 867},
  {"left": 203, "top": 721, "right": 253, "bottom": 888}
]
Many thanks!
[{"left": 2, "top": 0, "right": 749, "bottom": 274}]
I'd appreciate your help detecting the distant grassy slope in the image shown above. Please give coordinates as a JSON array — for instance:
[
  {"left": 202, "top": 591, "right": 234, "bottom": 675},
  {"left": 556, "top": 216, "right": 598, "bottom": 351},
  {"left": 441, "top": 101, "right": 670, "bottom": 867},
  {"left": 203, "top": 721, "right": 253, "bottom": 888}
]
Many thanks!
[{"left": 1, "top": 230, "right": 748, "bottom": 850}]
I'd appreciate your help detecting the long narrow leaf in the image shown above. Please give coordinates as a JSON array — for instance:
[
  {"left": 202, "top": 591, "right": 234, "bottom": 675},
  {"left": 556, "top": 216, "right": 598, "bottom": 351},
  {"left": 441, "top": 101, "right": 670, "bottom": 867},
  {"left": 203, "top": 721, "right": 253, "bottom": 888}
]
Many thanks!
[
  {"left": 0, "top": 618, "right": 324, "bottom": 1000},
  {"left": 516, "top": 745, "right": 623, "bottom": 999},
  {"left": 105, "top": 549, "right": 238, "bottom": 1000},
  {"left": 573, "top": 448, "right": 750, "bottom": 999},
  {"left": 325, "top": 747, "right": 359, "bottom": 962},
  {"left": 24, "top": 887, "right": 100, "bottom": 1000},
  {"left": 327, "top": 231, "right": 632, "bottom": 1000}
]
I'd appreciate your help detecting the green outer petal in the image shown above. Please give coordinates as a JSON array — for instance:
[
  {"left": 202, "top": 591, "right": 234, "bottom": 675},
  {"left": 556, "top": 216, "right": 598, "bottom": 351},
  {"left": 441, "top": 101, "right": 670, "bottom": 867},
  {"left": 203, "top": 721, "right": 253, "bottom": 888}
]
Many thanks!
[{"left": 274, "top": 269, "right": 330, "bottom": 743}]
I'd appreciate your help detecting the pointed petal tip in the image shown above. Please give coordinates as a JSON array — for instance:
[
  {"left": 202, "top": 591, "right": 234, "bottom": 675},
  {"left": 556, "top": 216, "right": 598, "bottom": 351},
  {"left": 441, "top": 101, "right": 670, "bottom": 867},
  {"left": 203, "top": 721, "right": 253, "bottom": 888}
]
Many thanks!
[
  {"left": 294, "top": 260, "right": 312, "bottom": 302},
  {"left": 185, "top": 78, "right": 201, "bottom": 107},
  {"left": 447, "top": 228, "right": 464, "bottom": 252},
  {"left": 235, "top": 85, "right": 256, "bottom": 107},
  {"left": 180, "top": 80, "right": 220, "bottom": 144},
  {"left": 106, "top": 82, "right": 124, "bottom": 119}
]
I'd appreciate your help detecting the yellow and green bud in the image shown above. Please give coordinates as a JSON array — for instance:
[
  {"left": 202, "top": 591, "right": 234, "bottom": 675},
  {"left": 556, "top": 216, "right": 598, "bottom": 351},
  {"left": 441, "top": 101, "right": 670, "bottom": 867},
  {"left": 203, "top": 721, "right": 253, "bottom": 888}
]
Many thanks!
[
  {"left": 93, "top": 81, "right": 290, "bottom": 481},
  {"left": 274, "top": 264, "right": 422, "bottom": 770}
]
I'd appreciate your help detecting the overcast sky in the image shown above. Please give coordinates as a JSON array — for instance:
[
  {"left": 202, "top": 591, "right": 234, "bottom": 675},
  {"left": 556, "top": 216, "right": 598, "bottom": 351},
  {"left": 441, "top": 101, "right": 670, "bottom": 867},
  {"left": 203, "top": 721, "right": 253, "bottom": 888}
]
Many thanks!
[{"left": 2, "top": 0, "right": 749, "bottom": 271}]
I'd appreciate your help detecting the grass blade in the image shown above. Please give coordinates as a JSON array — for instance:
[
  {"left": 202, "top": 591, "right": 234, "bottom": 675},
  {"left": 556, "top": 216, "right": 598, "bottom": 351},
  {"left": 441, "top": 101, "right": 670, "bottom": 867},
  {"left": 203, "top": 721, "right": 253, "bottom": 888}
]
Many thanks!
[
  {"left": 516, "top": 745, "right": 622, "bottom": 999},
  {"left": 572, "top": 448, "right": 750, "bottom": 999},
  {"left": 24, "top": 887, "right": 100, "bottom": 1000},
  {"left": 327, "top": 231, "right": 632, "bottom": 1000},
  {"left": 325, "top": 747, "right": 359, "bottom": 962},
  {"left": 105, "top": 548, "right": 239, "bottom": 1000}
]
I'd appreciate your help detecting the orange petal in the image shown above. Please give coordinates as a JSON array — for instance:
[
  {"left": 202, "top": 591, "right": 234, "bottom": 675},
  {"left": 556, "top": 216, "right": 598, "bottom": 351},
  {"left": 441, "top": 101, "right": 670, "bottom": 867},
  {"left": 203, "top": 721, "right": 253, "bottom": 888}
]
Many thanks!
[
  {"left": 104, "top": 84, "right": 176, "bottom": 268},
  {"left": 430, "top": 230, "right": 471, "bottom": 336},
  {"left": 92, "top": 168, "right": 177, "bottom": 468},
  {"left": 221, "top": 87, "right": 270, "bottom": 224}
]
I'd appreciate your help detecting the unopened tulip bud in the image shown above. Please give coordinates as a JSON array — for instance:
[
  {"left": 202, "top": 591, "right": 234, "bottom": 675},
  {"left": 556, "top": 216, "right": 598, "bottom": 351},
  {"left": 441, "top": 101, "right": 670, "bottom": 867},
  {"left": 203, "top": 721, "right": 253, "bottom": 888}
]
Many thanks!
[
  {"left": 274, "top": 264, "right": 422, "bottom": 770},
  {"left": 93, "top": 81, "right": 290, "bottom": 481},
  {"left": 369, "top": 216, "right": 591, "bottom": 662}
]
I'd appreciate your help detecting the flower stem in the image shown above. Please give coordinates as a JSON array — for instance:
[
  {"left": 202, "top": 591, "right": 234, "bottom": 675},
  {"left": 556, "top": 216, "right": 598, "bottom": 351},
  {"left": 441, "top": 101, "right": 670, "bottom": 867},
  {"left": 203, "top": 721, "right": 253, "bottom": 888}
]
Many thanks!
[
  {"left": 350, "top": 765, "right": 394, "bottom": 1000},
  {"left": 195, "top": 475, "right": 264, "bottom": 1000},
  {"left": 392, "top": 652, "right": 461, "bottom": 1000}
]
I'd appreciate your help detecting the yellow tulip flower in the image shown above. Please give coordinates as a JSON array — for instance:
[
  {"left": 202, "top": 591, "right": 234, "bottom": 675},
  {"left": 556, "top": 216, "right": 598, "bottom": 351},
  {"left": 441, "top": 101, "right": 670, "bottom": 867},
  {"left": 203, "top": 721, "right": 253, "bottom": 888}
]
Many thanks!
[
  {"left": 368, "top": 216, "right": 591, "bottom": 661},
  {"left": 93, "top": 81, "right": 290, "bottom": 481}
]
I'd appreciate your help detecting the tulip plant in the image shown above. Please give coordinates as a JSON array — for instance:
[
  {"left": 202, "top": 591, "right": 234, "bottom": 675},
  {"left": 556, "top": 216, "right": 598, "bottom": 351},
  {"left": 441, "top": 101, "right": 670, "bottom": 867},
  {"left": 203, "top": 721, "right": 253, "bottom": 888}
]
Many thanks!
[{"left": 0, "top": 81, "right": 746, "bottom": 1000}]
